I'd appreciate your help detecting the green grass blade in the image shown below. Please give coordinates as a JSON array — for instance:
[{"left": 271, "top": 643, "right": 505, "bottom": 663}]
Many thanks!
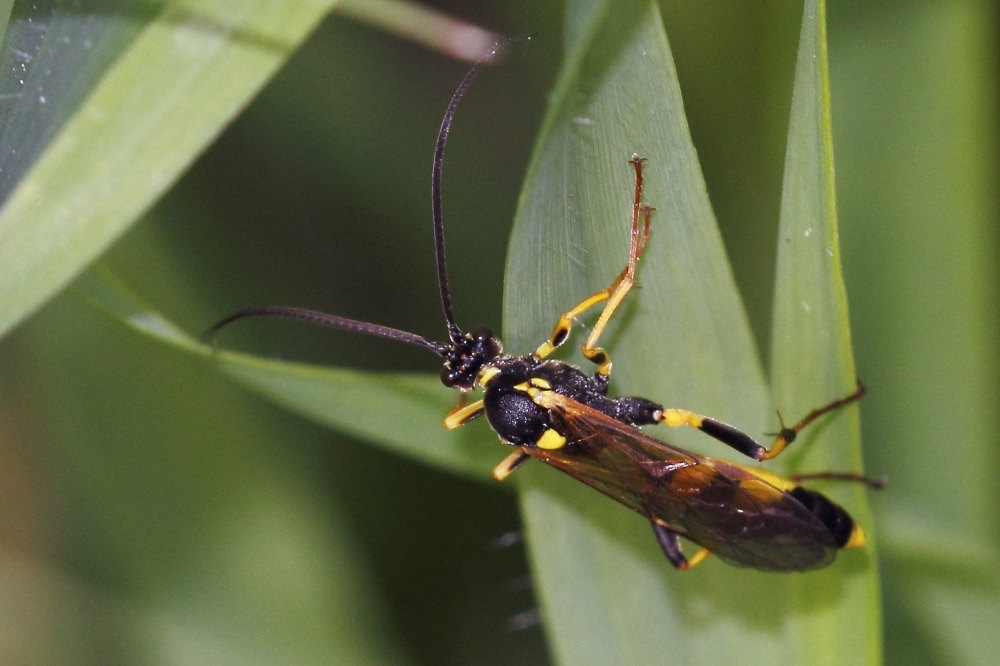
[
  {"left": 501, "top": 0, "right": 880, "bottom": 662},
  {"left": 503, "top": 0, "right": 811, "bottom": 662},
  {"left": 0, "top": 0, "right": 338, "bottom": 339},
  {"left": 770, "top": 0, "right": 881, "bottom": 662}
]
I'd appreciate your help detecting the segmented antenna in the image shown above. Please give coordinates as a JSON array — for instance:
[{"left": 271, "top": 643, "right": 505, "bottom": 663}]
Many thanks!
[
  {"left": 209, "top": 40, "right": 510, "bottom": 357},
  {"left": 432, "top": 41, "right": 507, "bottom": 344},
  {"left": 208, "top": 306, "right": 450, "bottom": 357}
]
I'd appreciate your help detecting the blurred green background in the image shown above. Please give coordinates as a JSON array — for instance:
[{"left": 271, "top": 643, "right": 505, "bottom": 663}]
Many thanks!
[{"left": 0, "top": 0, "right": 997, "bottom": 663}]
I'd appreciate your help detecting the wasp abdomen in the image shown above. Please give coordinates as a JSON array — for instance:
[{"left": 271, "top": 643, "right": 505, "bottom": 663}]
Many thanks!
[{"left": 788, "top": 486, "right": 862, "bottom": 548}]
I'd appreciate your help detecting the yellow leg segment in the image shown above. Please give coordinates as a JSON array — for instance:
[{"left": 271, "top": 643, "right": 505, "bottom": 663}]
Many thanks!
[
  {"left": 654, "top": 382, "right": 868, "bottom": 462},
  {"left": 681, "top": 548, "right": 711, "bottom": 570},
  {"left": 654, "top": 407, "right": 771, "bottom": 461},
  {"left": 443, "top": 398, "right": 484, "bottom": 430},
  {"left": 494, "top": 449, "right": 530, "bottom": 481},
  {"left": 758, "top": 381, "right": 867, "bottom": 461},
  {"left": 657, "top": 408, "right": 706, "bottom": 430},
  {"left": 534, "top": 156, "right": 653, "bottom": 379},
  {"left": 534, "top": 291, "right": 614, "bottom": 360}
]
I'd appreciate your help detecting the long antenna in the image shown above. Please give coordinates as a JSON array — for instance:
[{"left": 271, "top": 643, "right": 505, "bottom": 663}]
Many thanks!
[
  {"left": 208, "top": 306, "right": 450, "bottom": 357},
  {"left": 432, "top": 41, "right": 506, "bottom": 344},
  {"left": 211, "top": 42, "right": 511, "bottom": 357}
]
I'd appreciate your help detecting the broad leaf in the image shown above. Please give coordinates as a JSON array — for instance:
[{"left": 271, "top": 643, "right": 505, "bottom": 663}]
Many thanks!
[{"left": 0, "top": 0, "right": 338, "bottom": 339}]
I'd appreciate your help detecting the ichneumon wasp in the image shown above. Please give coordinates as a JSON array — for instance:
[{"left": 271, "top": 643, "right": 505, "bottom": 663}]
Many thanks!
[{"left": 211, "top": 47, "right": 881, "bottom": 572}]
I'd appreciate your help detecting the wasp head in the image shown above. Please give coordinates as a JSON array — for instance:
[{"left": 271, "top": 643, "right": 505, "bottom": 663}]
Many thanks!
[{"left": 440, "top": 327, "right": 502, "bottom": 390}]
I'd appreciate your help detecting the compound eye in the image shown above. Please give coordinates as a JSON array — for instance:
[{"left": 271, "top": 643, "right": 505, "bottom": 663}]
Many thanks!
[
  {"left": 471, "top": 327, "right": 493, "bottom": 342},
  {"left": 440, "top": 366, "right": 458, "bottom": 387}
]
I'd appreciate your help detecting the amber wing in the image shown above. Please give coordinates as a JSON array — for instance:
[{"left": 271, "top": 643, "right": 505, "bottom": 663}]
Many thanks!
[{"left": 523, "top": 392, "right": 837, "bottom": 571}]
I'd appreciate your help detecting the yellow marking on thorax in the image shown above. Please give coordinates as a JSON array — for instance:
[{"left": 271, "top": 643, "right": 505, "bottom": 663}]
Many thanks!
[
  {"left": 476, "top": 365, "right": 500, "bottom": 389},
  {"left": 509, "top": 380, "right": 566, "bottom": 449},
  {"left": 529, "top": 377, "right": 552, "bottom": 390},
  {"left": 537, "top": 428, "right": 567, "bottom": 450},
  {"left": 523, "top": 385, "right": 557, "bottom": 407}
]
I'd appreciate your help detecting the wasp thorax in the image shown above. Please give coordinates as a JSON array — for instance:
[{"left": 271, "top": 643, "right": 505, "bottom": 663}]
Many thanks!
[{"left": 440, "top": 327, "right": 503, "bottom": 389}]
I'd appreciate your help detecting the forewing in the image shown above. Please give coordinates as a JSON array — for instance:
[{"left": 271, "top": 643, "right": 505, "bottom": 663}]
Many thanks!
[
  {"left": 672, "top": 458, "right": 836, "bottom": 571},
  {"left": 525, "top": 392, "right": 836, "bottom": 571},
  {"left": 522, "top": 395, "right": 699, "bottom": 516}
]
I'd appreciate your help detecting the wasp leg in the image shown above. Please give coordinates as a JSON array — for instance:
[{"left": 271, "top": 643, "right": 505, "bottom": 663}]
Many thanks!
[
  {"left": 655, "top": 408, "right": 772, "bottom": 461},
  {"left": 494, "top": 449, "right": 531, "bottom": 481},
  {"left": 534, "top": 156, "right": 652, "bottom": 383},
  {"left": 758, "top": 381, "right": 866, "bottom": 460},
  {"left": 651, "top": 520, "right": 711, "bottom": 570},
  {"left": 790, "top": 470, "right": 886, "bottom": 490},
  {"left": 443, "top": 397, "right": 485, "bottom": 430},
  {"left": 654, "top": 382, "right": 866, "bottom": 462}
]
